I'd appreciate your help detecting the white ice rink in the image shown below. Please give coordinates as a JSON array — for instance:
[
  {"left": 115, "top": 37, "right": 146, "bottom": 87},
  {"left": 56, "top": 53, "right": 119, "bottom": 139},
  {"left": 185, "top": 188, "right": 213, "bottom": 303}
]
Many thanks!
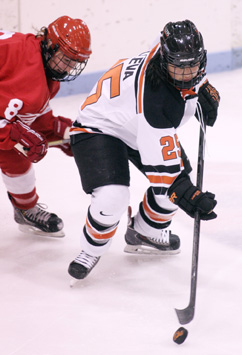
[{"left": 1, "top": 68, "right": 242, "bottom": 355}]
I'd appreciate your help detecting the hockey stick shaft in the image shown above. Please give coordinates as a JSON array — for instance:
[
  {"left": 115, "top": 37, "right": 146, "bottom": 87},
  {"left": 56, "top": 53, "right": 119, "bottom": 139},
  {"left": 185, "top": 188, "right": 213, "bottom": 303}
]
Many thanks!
[
  {"left": 15, "top": 139, "right": 70, "bottom": 156},
  {"left": 48, "top": 138, "right": 70, "bottom": 147},
  {"left": 175, "top": 122, "right": 206, "bottom": 325}
]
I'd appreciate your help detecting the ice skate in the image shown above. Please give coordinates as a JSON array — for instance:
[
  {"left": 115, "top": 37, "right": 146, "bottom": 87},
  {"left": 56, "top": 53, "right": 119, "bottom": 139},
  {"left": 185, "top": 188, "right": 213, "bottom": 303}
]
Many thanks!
[
  {"left": 68, "top": 250, "right": 100, "bottom": 283},
  {"left": 124, "top": 207, "right": 180, "bottom": 255},
  {"left": 14, "top": 203, "right": 65, "bottom": 237}
]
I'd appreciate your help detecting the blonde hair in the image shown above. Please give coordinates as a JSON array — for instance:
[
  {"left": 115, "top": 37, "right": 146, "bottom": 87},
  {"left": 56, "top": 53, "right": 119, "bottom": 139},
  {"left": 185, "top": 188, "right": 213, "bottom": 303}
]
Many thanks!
[{"left": 35, "top": 26, "right": 47, "bottom": 38}]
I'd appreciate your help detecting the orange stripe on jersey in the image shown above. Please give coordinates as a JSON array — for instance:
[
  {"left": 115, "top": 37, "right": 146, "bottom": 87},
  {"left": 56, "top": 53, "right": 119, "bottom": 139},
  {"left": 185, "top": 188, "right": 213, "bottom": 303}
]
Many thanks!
[
  {"left": 70, "top": 127, "right": 91, "bottom": 133},
  {"left": 86, "top": 219, "right": 117, "bottom": 240},
  {"left": 147, "top": 174, "right": 178, "bottom": 185},
  {"left": 137, "top": 44, "right": 159, "bottom": 114},
  {"left": 110, "top": 58, "right": 127, "bottom": 68},
  {"left": 142, "top": 193, "right": 176, "bottom": 222}
]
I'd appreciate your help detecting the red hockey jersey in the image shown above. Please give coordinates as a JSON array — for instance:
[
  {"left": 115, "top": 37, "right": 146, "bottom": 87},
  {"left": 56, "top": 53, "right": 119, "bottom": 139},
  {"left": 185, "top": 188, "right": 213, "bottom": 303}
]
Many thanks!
[{"left": 0, "top": 30, "right": 60, "bottom": 150}]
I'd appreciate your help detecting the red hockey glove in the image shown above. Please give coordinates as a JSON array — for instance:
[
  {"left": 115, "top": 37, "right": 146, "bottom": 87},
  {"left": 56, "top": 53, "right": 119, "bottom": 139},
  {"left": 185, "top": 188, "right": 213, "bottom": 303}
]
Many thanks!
[
  {"left": 196, "top": 80, "right": 220, "bottom": 127},
  {"left": 52, "top": 116, "right": 73, "bottom": 156},
  {"left": 11, "top": 120, "right": 48, "bottom": 163},
  {"left": 53, "top": 116, "right": 73, "bottom": 139},
  {"left": 56, "top": 142, "right": 73, "bottom": 156},
  {"left": 168, "top": 173, "right": 217, "bottom": 220}
]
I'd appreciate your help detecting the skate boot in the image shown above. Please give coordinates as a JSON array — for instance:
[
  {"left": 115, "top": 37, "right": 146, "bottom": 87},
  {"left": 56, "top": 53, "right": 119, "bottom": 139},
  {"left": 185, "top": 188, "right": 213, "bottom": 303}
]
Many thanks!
[
  {"left": 14, "top": 203, "right": 64, "bottom": 237},
  {"left": 124, "top": 207, "right": 180, "bottom": 255},
  {"left": 68, "top": 251, "right": 100, "bottom": 280}
]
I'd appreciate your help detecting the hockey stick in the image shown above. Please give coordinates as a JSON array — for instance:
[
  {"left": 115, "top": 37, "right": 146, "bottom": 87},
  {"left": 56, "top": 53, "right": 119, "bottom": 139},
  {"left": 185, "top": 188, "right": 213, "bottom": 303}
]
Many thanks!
[
  {"left": 14, "top": 139, "right": 70, "bottom": 156},
  {"left": 48, "top": 138, "right": 70, "bottom": 147},
  {"left": 175, "top": 110, "right": 206, "bottom": 325}
]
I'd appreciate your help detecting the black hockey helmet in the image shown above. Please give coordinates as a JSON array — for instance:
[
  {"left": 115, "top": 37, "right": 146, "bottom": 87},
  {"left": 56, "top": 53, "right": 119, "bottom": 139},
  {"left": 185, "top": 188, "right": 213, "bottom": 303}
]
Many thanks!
[{"left": 160, "top": 20, "right": 207, "bottom": 89}]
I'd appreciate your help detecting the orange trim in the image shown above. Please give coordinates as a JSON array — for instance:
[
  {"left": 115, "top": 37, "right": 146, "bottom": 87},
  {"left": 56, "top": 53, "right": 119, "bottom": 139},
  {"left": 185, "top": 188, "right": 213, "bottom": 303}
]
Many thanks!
[
  {"left": 147, "top": 174, "right": 178, "bottom": 185},
  {"left": 137, "top": 44, "right": 159, "bottom": 113},
  {"left": 69, "top": 127, "right": 91, "bottom": 133},
  {"left": 142, "top": 193, "right": 176, "bottom": 222},
  {"left": 86, "top": 219, "right": 117, "bottom": 240},
  {"left": 180, "top": 87, "right": 197, "bottom": 99},
  {"left": 110, "top": 58, "right": 127, "bottom": 68}
]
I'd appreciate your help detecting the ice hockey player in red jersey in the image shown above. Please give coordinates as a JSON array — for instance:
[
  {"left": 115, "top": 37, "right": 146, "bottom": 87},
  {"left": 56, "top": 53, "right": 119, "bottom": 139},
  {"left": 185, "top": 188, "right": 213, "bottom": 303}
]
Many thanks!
[
  {"left": 68, "top": 20, "right": 220, "bottom": 279},
  {"left": 0, "top": 16, "right": 92, "bottom": 237}
]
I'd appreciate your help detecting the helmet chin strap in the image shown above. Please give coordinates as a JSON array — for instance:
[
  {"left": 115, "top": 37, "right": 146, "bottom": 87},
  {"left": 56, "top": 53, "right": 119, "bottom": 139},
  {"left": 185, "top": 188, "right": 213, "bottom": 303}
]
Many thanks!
[
  {"left": 44, "top": 66, "right": 68, "bottom": 81},
  {"left": 41, "top": 29, "right": 60, "bottom": 73}
]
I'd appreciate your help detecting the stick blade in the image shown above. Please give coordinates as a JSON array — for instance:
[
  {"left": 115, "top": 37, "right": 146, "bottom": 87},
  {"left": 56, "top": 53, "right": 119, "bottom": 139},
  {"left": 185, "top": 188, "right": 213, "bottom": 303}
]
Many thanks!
[{"left": 175, "top": 306, "right": 195, "bottom": 325}]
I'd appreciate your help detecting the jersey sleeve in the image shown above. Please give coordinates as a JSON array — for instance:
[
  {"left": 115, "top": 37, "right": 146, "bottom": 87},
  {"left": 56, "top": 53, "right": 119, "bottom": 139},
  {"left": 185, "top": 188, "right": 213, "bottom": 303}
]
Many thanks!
[
  {"left": 0, "top": 31, "right": 61, "bottom": 150},
  {"left": 0, "top": 32, "right": 60, "bottom": 126}
]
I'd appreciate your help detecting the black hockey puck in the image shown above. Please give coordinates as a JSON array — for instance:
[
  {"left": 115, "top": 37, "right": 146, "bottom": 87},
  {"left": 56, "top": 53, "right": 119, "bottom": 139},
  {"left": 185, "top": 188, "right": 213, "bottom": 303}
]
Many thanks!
[{"left": 173, "top": 327, "right": 188, "bottom": 344}]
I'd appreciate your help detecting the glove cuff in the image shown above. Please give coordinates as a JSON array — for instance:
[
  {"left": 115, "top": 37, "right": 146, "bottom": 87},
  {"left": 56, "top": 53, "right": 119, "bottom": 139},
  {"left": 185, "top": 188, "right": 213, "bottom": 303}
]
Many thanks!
[{"left": 168, "top": 175, "right": 195, "bottom": 205}]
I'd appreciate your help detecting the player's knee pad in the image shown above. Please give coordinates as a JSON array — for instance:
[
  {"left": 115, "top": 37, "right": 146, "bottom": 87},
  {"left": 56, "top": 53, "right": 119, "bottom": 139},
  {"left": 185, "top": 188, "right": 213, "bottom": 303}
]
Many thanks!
[
  {"left": 90, "top": 184, "right": 130, "bottom": 225},
  {"left": 1, "top": 165, "right": 35, "bottom": 194},
  {"left": 82, "top": 185, "right": 129, "bottom": 254}
]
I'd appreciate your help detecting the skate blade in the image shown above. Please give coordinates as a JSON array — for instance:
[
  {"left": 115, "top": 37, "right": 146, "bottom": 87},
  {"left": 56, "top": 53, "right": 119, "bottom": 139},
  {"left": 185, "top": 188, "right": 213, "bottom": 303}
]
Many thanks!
[
  {"left": 18, "top": 224, "right": 65, "bottom": 238},
  {"left": 69, "top": 278, "right": 80, "bottom": 288},
  {"left": 124, "top": 244, "right": 180, "bottom": 255}
]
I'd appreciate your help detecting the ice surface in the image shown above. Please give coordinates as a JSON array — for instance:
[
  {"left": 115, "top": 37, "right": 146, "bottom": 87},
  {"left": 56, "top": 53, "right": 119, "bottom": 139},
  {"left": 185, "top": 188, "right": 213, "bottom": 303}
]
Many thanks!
[{"left": 1, "top": 69, "right": 242, "bottom": 355}]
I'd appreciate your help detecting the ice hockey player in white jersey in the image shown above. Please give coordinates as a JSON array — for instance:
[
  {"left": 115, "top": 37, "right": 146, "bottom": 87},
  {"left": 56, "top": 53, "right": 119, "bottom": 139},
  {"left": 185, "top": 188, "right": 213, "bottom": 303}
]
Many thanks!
[{"left": 68, "top": 20, "right": 220, "bottom": 280}]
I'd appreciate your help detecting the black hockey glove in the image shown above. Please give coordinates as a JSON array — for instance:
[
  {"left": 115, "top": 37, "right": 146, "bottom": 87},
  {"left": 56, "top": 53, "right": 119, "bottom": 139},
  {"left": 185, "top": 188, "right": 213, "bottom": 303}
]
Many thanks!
[
  {"left": 195, "top": 80, "right": 220, "bottom": 127},
  {"left": 168, "top": 173, "right": 217, "bottom": 220}
]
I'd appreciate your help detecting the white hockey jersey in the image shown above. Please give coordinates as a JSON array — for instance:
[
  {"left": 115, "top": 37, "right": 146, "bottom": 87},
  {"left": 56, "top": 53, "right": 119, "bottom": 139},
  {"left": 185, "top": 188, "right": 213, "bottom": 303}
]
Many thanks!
[{"left": 71, "top": 43, "right": 205, "bottom": 196}]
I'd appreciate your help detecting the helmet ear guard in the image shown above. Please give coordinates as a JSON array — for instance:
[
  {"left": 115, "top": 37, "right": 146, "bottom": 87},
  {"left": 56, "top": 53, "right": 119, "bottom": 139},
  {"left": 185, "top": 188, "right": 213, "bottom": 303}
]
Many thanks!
[
  {"left": 41, "top": 16, "right": 92, "bottom": 81},
  {"left": 160, "top": 20, "right": 207, "bottom": 89}
]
